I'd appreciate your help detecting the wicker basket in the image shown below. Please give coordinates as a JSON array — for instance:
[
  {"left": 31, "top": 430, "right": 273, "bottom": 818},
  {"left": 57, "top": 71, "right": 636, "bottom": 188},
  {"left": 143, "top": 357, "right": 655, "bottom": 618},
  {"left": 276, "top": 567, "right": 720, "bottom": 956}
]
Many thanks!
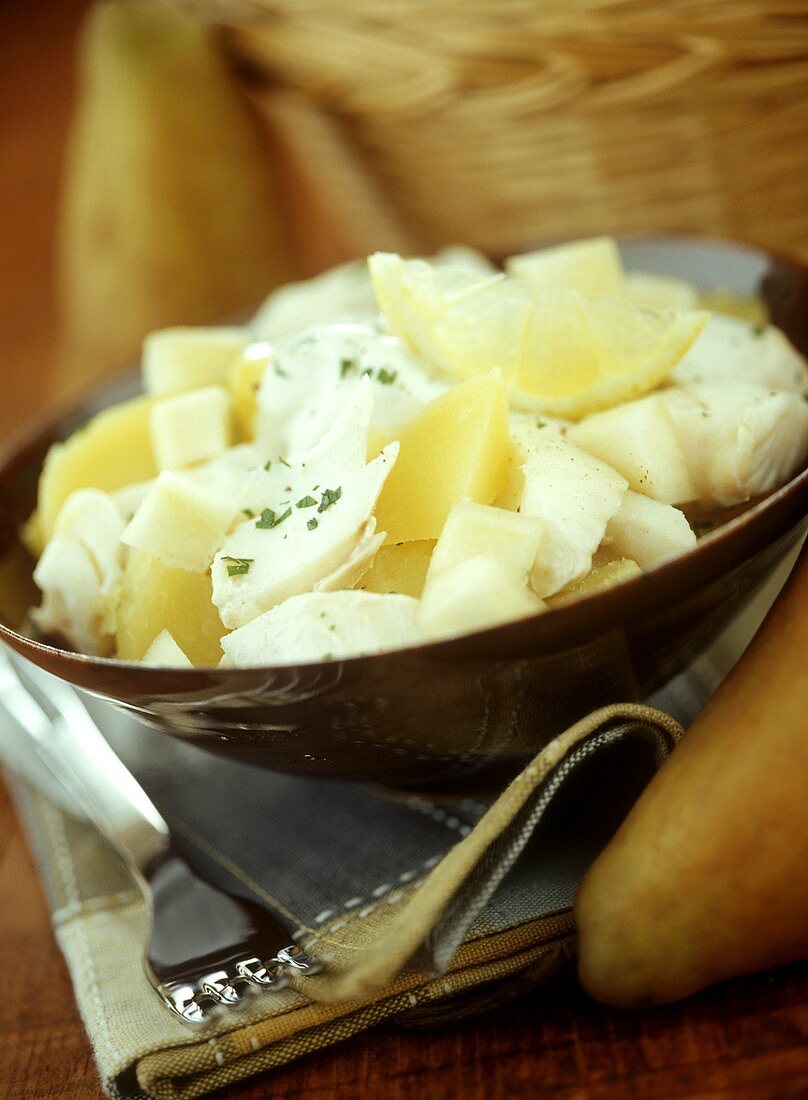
[{"left": 178, "top": 0, "right": 808, "bottom": 264}]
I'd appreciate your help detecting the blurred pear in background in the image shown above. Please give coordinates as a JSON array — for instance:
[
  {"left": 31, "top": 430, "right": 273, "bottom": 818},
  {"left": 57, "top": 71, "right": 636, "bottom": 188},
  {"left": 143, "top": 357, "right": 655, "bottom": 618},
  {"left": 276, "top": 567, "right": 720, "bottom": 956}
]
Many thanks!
[{"left": 59, "top": 0, "right": 289, "bottom": 390}]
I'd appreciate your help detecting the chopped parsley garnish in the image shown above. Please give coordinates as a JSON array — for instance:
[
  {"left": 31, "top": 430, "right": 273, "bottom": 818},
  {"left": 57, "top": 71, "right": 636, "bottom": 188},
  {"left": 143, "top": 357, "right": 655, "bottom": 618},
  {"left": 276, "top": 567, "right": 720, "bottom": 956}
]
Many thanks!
[
  {"left": 340, "top": 357, "right": 356, "bottom": 377},
  {"left": 263, "top": 460, "right": 272, "bottom": 472},
  {"left": 274, "top": 364, "right": 290, "bottom": 378},
  {"left": 318, "top": 486, "right": 342, "bottom": 513},
  {"left": 256, "top": 506, "right": 292, "bottom": 530},
  {"left": 536, "top": 420, "right": 546, "bottom": 429},
  {"left": 751, "top": 322, "right": 766, "bottom": 336},
  {"left": 307, "top": 517, "right": 319, "bottom": 531},
  {"left": 296, "top": 495, "right": 317, "bottom": 509},
  {"left": 279, "top": 455, "right": 291, "bottom": 468},
  {"left": 376, "top": 367, "right": 398, "bottom": 385},
  {"left": 222, "top": 556, "right": 253, "bottom": 577},
  {"left": 242, "top": 508, "right": 255, "bottom": 518}
]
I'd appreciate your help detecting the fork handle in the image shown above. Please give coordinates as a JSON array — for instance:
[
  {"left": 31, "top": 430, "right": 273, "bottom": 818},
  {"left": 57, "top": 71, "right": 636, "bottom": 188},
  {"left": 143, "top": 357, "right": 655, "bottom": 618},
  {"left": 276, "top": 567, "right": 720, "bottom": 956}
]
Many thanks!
[{"left": 0, "top": 649, "right": 169, "bottom": 873}]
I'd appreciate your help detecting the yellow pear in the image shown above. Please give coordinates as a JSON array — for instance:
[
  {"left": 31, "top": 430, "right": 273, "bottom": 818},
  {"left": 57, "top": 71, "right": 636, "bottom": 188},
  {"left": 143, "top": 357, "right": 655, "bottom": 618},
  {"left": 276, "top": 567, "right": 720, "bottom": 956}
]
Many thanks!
[
  {"left": 575, "top": 549, "right": 808, "bottom": 1006},
  {"left": 58, "top": 0, "right": 289, "bottom": 389}
]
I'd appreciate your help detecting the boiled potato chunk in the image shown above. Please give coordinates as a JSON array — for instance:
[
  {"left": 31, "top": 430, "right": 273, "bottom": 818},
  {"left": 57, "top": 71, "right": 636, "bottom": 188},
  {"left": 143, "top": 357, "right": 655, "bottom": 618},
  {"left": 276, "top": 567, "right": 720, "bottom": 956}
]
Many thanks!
[
  {"left": 519, "top": 434, "right": 627, "bottom": 597},
  {"left": 568, "top": 395, "right": 697, "bottom": 505},
  {"left": 150, "top": 385, "right": 233, "bottom": 470},
  {"left": 547, "top": 558, "right": 642, "bottom": 607},
  {"left": 229, "top": 350, "right": 268, "bottom": 441},
  {"left": 116, "top": 548, "right": 225, "bottom": 665},
  {"left": 418, "top": 554, "right": 544, "bottom": 640},
  {"left": 142, "top": 630, "right": 194, "bottom": 668},
  {"left": 428, "top": 502, "right": 546, "bottom": 584},
  {"left": 605, "top": 490, "right": 696, "bottom": 570},
  {"left": 142, "top": 326, "right": 247, "bottom": 395},
  {"left": 506, "top": 236, "right": 624, "bottom": 297},
  {"left": 122, "top": 472, "right": 233, "bottom": 572},
  {"left": 38, "top": 395, "right": 157, "bottom": 542},
  {"left": 374, "top": 370, "right": 510, "bottom": 543},
  {"left": 359, "top": 539, "right": 435, "bottom": 598}
]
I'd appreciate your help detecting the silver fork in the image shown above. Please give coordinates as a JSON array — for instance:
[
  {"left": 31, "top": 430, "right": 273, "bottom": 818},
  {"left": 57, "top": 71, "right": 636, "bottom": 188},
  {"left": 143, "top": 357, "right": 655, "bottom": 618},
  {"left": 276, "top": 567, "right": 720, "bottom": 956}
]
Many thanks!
[{"left": 0, "top": 648, "right": 318, "bottom": 1025}]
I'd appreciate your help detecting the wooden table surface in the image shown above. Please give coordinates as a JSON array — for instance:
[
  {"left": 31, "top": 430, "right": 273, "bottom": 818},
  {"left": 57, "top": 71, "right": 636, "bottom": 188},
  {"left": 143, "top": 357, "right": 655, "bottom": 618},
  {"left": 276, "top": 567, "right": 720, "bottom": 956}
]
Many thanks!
[{"left": 1, "top": 2, "right": 807, "bottom": 1097}]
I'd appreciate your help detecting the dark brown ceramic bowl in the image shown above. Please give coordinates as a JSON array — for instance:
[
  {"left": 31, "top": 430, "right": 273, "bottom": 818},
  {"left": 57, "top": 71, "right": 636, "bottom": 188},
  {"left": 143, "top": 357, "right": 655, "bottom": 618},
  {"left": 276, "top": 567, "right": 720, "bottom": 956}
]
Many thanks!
[{"left": 1, "top": 236, "right": 807, "bottom": 789}]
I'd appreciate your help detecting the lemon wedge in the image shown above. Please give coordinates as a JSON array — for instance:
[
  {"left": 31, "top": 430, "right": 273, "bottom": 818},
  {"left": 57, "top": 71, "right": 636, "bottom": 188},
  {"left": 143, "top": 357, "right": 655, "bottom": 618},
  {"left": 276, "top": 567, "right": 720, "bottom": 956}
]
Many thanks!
[{"left": 370, "top": 253, "right": 709, "bottom": 419}]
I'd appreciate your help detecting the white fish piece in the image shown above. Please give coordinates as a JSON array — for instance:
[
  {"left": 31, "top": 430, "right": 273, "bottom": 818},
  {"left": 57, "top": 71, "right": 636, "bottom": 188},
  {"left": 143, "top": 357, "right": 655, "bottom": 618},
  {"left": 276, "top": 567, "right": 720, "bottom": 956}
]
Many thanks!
[
  {"left": 250, "top": 261, "right": 379, "bottom": 341},
  {"left": 239, "top": 379, "right": 375, "bottom": 516},
  {"left": 32, "top": 534, "right": 111, "bottom": 656},
  {"left": 254, "top": 323, "right": 444, "bottom": 456},
  {"left": 53, "top": 488, "right": 126, "bottom": 602},
  {"left": 508, "top": 411, "right": 569, "bottom": 448},
  {"left": 183, "top": 381, "right": 374, "bottom": 517},
  {"left": 51, "top": 488, "right": 126, "bottom": 637},
  {"left": 314, "top": 519, "right": 385, "bottom": 592},
  {"left": 670, "top": 313, "right": 808, "bottom": 394},
  {"left": 220, "top": 590, "right": 421, "bottom": 666},
  {"left": 660, "top": 382, "right": 808, "bottom": 507},
  {"left": 212, "top": 442, "right": 399, "bottom": 629},
  {"left": 605, "top": 490, "right": 696, "bottom": 571},
  {"left": 181, "top": 442, "right": 263, "bottom": 509},
  {"left": 518, "top": 434, "right": 628, "bottom": 597},
  {"left": 495, "top": 413, "right": 570, "bottom": 509}
]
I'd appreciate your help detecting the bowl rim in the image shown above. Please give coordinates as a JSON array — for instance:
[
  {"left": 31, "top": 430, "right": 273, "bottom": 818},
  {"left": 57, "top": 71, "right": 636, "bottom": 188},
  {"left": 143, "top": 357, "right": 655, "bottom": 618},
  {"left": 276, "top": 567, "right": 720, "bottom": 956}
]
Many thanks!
[{"left": 2, "top": 232, "right": 807, "bottom": 678}]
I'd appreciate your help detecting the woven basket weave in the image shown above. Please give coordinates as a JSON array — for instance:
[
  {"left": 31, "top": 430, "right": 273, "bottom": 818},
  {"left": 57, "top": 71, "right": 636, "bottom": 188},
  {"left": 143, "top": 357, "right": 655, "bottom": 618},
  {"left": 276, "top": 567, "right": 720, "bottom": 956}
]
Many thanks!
[{"left": 179, "top": 0, "right": 808, "bottom": 258}]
